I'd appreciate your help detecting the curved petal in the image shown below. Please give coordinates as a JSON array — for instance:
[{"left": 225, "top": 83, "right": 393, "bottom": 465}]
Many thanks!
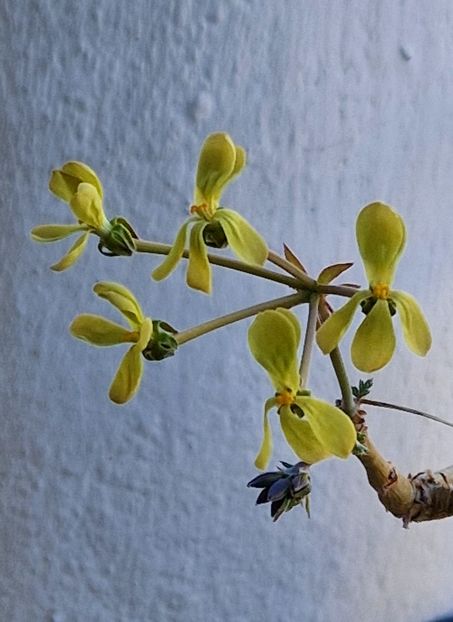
[
  {"left": 137, "top": 317, "right": 153, "bottom": 351},
  {"left": 70, "top": 314, "right": 136, "bottom": 346},
  {"left": 49, "top": 161, "right": 103, "bottom": 202},
  {"left": 151, "top": 220, "right": 192, "bottom": 282},
  {"left": 279, "top": 405, "right": 331, "bottom": 465},
  {"left": 215, "top": 209, "right": 268, "bottom": 266},
  {"left": 93, "top": 281, "right": 144, "bottom": 329},
  {"left": 30, "top": 223, "right": 87, "bottom": 242},
  {"left": 248, "top": 309, "right": 300, "bottom": 391},
  {"left": 392, "top": 290, "right": 432, "bottom": 356},
  {"left": 254, "top": 397, "right": 276, "bottom": 470},
  {"left": 356, "top": 202, "right": 406, "bottom": 286},
  {"left": 50, "top": 232, "right": 89, "bottom": 272},
  {"left": 351, "top": 299, "right": 395, "bottom": 372},
  {"left": 298, "top": 397, "right": 356, "bottom": 459},
  {"left": 316, "top": 290, "right": 368, "bottom": 354},
  {"left": 70, "top": 182, "right": 107, "bottom": 230},
  {"left": 194, "top": 133, "right": 237, "bottom": 205},
  {"left": 109, "top": 344, "right": 143, "bottom": 404},
  {"left": 186, "top": 221, "right": 211, "bottom": 294}
]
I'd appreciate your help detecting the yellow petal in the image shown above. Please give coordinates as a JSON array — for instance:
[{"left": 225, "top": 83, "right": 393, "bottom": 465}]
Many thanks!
[
  {"left": 186, "top": 221, "right": 211, "bottom": 294},
  {"left": 137, "top": 317, "right": 153, "bottom": 350},
  {"left": 316, "top": 290, "right": 368, "bottom": 354},
  {"left": 109, "top": 344, "right": 143, "bottom": 404},
  {"left": 30, "top": 223, "right": 87, "bottom": 242},
  {"left": 248, "top": 309, "right": 300, "bottom": 391},
  {"left": 392, "top": 290, "right": 432, "bottom": 356},
  {"left": 49, "top": 161, "right": 103, "bottom": 202},
  {"left": 356, "top": 202, "right": 406, "bottom": 286},
  {"left": 194, "top": 133, "right": 241, "bottom": 205},
  {"left": 70, "top": 182, "right": 107, "bottom": 230},
  {"left": 280, "top": 404, "right": 331, "bottom": 464},
  {"left": 70, "top": 314, "right": 136, "bottom": 346},
  {"left": 297, "top": 396, "right": 356, "bottom": 459},
  {"left": 351, "top": 299, "right": 396, "bottom": 372},
  {"left": 152, "top": 220, "right": 193, "bottom": 282},
  {"left": 254, "top": 398, "right": 276, "bottom": 470},
  {"left": 215, "top": 209, "right": 268, "bottom": 266},
  {"left": 50, "top": 232, "right": 89, "bottom": 272},
  {"left": 93, "top": 281, "right": 145, "bottom": 329}
]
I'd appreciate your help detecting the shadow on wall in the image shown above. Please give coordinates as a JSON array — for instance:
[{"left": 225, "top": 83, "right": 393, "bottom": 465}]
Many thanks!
[{"left": 430, "top": 617, "right": 453, "bottom": 622}]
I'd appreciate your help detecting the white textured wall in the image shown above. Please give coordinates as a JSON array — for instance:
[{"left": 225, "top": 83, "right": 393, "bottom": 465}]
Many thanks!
[{"left": 2, "top": 1, "right": 453, "bottom": 621}]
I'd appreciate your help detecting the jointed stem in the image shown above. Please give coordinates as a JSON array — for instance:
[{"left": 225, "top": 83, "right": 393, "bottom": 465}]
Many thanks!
[{"left": 176, "top": 291, "right": 309, "bottom": 345}]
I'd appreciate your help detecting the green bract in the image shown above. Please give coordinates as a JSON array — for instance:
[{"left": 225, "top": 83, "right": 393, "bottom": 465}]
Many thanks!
[
  {"left": 31, "top": 162, "right": 135, "bottom": 271},
  {"left": 316, "top": 202, "right": 431, "bottom": 372},
  {"left": 152, "top": 132, "right": 268, "bottom": 294},
  {"left": 248, "top": 309, "right": 356, "bottom": 469},
  {"left": 70, "top": 282, "right": 154, "bottom": 404}
]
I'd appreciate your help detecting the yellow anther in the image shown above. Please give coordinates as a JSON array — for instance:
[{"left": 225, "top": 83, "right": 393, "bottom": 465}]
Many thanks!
[
  {"left": 275, "top": 388, "right": 295, "bottom": 406},
  {"left": 189, "top": 202, "right": 216, "bottom": 221},
  {"left": 371, "top": 282, "right": 390, "bottom": 299}
]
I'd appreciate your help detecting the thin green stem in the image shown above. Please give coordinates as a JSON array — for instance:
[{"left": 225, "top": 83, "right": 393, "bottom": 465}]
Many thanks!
[
  {"left": 318, "top": 301, "right": 355, "bottom": 416},
  {"left": 176, "top": 291, "right": 309, "bottom": 346},
  {"left": 362, "top": 398, "right": 453, "bottom": 430},
  {"left": 299, "top": 294, "right": 319, "bottom": 387},
  {"left": 135, "top": 239, "right": 301, "bottom": 289},
  {"left": 328, "top": 348, "right": 355, "bottom": 416}
]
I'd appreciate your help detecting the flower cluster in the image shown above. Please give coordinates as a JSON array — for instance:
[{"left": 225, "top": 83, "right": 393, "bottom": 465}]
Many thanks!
[
  {"left": 316, "top": 202, "right": 431, "bottom": 372},
  {"left": 152, "top": 132, "right": 268, "bottom": 294},
  {"left": 248, "top": 309, "right": 356, "bottom": 468}
]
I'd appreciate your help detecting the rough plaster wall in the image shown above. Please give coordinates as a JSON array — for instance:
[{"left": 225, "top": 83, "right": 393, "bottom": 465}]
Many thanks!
[{"left": 2, "top": 0, "right": 453, "bottom": 620}]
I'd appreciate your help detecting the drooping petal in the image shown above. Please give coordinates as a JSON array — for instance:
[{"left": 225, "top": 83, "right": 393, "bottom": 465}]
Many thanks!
[
  {"left": 69, "top": 182, "right": 107, "bottom": 230},
  {"left": 137, "top": 317, "right": 153, "bottom": 350},
  {"left": 356, "top": 202, "right": 406, "bottom": 286},
  {"left": 186, "top": 220, "right": 211, "bottom": 294},
  {"left": 215, "top": 209, "right": 268, "bottom": 266},
  {"left": 93, "top": 281, "right": 145, "bottom": 329},
  {"left": 151, "top": 220, "right": 193, "bottom": 282},
  {"left": 248, "top": 309, "right": 300, "bottom": 392},
  {"left": 49, "top": 161, "right": 103, "bottom": 202},
  {"left": 70, "top": 314, "right": 136, "bottom": 346},
  {"left": 316, "top": 290, "right": 368, "bottom": 354},
  {"left": 194, "top": 133, "right": 240, "bottom": 205},
  {"left": 280, "top": 404, "right": 331, "bottom": 464},
  {"left": 297, "top": 396, "right": 356, "bottom": 459},
  {"left": 50, "top": 232, "right": 90, "bottom": 272},
  {"left": 274, "top": 307, "right": 301, "bottom": 346},
  {"left": 255, "top": 397, "right": 276, "bottom": 470},
  {"left": 392, "top": 290, "right": 432, "bottom": 356},
  {"left": 30, "top": 223, "right": 87, "bottom": 242},
  {"left": 351, "top": 298, "right": 396, "bottom": 372},
  {"left": 109, "top": 344, "right": 143, "bottom": 404}
]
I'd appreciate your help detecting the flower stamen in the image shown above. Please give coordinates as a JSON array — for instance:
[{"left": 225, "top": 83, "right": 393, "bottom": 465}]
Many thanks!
[
  {"left": 190, "top": 202, "right": 216, "bottom": 221},
  {"left": 371, "top": 282, "right": 390, "bottom": 299},
  {"left": 275, "top": 388, "right": 296, "bottom": 406}
]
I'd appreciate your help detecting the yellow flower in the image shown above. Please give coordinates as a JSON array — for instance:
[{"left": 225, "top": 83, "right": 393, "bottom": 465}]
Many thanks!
[
  {"left": 70, "top": 282, "right": 154, "bottom": 404},
  {"left": 31, "top": 162, "right": 135, "bottom": 271},
  {"left": 152, "top": 132, "right": 268, "bottom": 294},
  {"left": 316, "top": 202, "right": 432, "bottom": 372},
  {"left": 248, "top": 309, "right": 356, "bottom": 469}
]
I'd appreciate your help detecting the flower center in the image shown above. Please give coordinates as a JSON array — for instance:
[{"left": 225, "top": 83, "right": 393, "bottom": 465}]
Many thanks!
[
  {"left": 275, "top": 388, "right": 296, "bottom": 406},
  {"left": 371, "top": 282, "right": 390, "bottom": 299},
  {"left": 190, "top": 202, "right": 216, "bottom": 221}
]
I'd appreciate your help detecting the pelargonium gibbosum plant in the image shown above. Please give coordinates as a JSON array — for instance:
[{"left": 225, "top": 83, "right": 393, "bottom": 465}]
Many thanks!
[{"left": 31, "top": 132, "right": 453, "bottom": 527}]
